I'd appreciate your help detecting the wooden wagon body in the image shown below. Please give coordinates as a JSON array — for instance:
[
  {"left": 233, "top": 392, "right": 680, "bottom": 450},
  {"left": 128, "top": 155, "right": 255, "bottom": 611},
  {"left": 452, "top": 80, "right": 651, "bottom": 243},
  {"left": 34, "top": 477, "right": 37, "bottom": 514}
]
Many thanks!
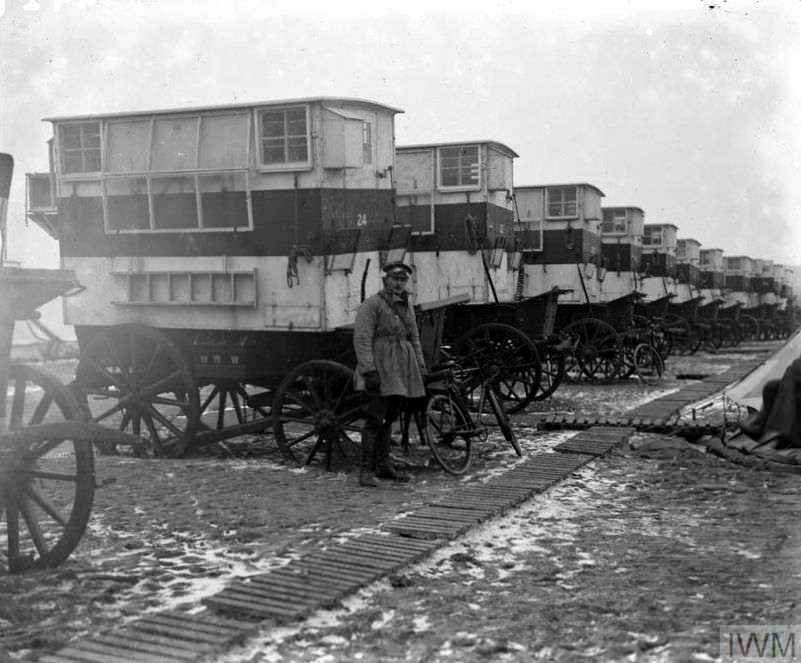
[
  {"left": 639, "top": 223, "right": 678, "bottom": 303},
  {"left": 26, "top": 97, "right": 409, "bottom": 382},
  {"left": 394, "top": 140, "right": 518, "bottom": 304},
  {"left": 599, "top": 206, "right": 644, "bottom": 302}
]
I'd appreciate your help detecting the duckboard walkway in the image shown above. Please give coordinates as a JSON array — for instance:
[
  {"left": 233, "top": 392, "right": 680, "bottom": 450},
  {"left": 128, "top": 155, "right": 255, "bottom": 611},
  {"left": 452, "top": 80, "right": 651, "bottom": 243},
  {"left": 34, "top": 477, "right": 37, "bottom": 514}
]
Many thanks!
[{"left": 39, "top": 347, "right": 782, "bottom": 663}]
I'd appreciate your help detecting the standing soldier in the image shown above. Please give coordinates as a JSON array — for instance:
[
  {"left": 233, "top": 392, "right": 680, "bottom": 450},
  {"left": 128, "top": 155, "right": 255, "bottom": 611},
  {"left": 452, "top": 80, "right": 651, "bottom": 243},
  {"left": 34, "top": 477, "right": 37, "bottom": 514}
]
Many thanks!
[{"left": 353, "top": 262, "right": 427, "bottom": 487}]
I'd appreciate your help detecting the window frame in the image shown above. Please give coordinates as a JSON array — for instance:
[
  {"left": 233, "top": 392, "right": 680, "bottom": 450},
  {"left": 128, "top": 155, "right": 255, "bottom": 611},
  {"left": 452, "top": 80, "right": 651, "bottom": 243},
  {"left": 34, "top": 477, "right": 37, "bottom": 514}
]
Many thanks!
[
  {"left": 518, "top": 218, "right": 543, "bottom": 252},
  {"left": 56, "top": 111, "right": 255, "bottom": 234},
  {"left": 100, "top": 170, "right": 254, "bottom": 234},
  {"left": 601, "top": 210, "right": 627, "bottom": 235},
  {"left": 255, "top": 104, "right": 312, "bottom": 172},
  {"left": 396, "top": 148, "right": 436, "bottom": 235},
  {"left": 545, "top": 186, "right": 579, "bottom": 219},
  {"left": 643, "top": 227, "right": 663, "bottom": 247},
  {"left": 436, "top": 144, "right": 481, "bottom": 192},
  {"left": 58, "top": 121, "right": 103, "bottom": 178}
]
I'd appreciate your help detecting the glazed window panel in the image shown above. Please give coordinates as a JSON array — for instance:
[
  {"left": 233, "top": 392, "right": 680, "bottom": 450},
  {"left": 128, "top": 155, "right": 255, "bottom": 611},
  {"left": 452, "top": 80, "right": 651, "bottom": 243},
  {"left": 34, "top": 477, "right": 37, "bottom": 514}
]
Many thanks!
[
  {"left": 439, "top": 146, "right": 479, "bottom": 188},
  {"left": 546, "top": 186, "right": 577, "bottom": 218},
  {"left": 643, "top": 228, "right": 663, "bottom": 246},
  {"left": 151, "top": 117, "right": 199, "bottom": 171},
  {"left": 259, "top": 107, "right": 309, "bottom": 166},
  {"left": 727, "top": 258, "right": 742, "bottom": 271},
  {"left": 106, "top": 120, "right": 152, "bottom": 172},
  {"left": 519, "top": 219, "right": 542, "bottom": 252},
  {"left": 104, "top": 177, "right": 150, "bottom": 230},
  {"left": 396, "top": 192, "right": 434, "bottom": 234},
  {"left": 199, "top": 113, "right": 250, "bottom": 169},
  {"left": 151, "top": 175, "right": 198, "bottom": 229},
  {"left": 60, "top": 122, "right": 102, "bottom": 174},
  {"left": 198, "top": 172, "right": 250, "bottom": 228},
  {"left": 601, "top": 210, "right": 627, "bottom": 234}
]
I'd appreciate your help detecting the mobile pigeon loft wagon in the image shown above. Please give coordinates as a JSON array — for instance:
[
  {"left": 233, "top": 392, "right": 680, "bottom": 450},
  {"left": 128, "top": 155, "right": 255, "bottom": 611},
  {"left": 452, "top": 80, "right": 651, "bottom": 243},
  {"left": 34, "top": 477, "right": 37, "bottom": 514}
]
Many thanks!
[{"left": 25, "top": 96, "right": 432, "bottom": 457}]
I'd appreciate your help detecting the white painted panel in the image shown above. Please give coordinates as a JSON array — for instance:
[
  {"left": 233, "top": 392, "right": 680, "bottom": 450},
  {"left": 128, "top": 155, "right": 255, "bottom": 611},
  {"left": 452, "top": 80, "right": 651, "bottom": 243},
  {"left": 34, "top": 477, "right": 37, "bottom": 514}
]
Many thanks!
[
  {"left": 410, "top": 251, "right": 489, "bottom": 303},
  {"left": 64, "top": 255, "right": 338, "bottom": 332},
  {"left": 600, "top": 272, "right": 637, "bottom": 301},
  {"left": 523, "top": 263, "right": 601, "bottom": 303}
]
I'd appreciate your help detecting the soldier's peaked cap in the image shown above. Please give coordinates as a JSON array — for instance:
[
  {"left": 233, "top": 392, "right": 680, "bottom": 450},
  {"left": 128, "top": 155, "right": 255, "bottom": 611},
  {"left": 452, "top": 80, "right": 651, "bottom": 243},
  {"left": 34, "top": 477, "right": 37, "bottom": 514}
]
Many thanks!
[{"left": 383, "top": 262, "right": 413, "bottom": 277}]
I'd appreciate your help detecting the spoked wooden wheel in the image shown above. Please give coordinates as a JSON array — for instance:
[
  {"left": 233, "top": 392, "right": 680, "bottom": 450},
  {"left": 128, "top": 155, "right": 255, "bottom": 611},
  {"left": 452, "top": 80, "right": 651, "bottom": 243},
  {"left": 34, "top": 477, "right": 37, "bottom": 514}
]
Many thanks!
[
  {"left": 76, "top": 324, "right": 200, "bottom": 457},
  {"left": 452, "top": 323, "right": 542, "bottom": 414},
  {"left": 738, "top": 314, "right": 760, "bottom": 342},
  {"left": 1, "top": 364, "right": 94, "bottom": 573},
  {"left": 424, "top": 391, "right": 473, "bottom": 475},
  {"left": 562, "top": 318, "right": 623, "bottom": 384},
  {"left": 272, "top": 360, "right": 364, "bottom": 468},
  {"left": 664, "top": 314, "right": 699, "bottom": 356},
  {"left": 700, "top": 323, "right": 724, "bottom": 352}
]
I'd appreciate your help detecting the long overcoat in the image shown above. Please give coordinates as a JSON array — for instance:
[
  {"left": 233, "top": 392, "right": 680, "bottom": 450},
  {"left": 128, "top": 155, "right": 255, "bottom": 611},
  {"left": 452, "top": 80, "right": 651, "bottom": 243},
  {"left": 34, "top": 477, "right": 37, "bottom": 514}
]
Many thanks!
[{"left": 353, "top": 291, "right": 427, "bottom": 397}]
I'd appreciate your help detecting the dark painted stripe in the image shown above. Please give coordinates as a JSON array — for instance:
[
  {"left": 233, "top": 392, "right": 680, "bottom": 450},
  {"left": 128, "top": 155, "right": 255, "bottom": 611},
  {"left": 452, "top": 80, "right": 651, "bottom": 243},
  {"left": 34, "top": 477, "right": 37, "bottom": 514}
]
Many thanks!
[{"left": 57, "top": 188, "right": 395, "bottom": 257}]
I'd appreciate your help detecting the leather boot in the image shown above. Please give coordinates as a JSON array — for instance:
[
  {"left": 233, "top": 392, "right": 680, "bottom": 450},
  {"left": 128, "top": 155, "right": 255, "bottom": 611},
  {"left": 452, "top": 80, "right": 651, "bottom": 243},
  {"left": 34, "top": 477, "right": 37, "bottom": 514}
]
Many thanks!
[
  {"left": 374, "top": 428, "right": 410, "bottom": 482},
  {"left": 359, "top": 429, "right": 379, "bottom": 487}
]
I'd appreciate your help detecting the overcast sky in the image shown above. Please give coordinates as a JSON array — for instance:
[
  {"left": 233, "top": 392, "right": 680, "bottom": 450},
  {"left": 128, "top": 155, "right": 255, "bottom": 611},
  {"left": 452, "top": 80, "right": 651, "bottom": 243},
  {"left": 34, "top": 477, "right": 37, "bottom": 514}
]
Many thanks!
[{"left": 1, "top": 0, "right": 799, "bottom": 267}]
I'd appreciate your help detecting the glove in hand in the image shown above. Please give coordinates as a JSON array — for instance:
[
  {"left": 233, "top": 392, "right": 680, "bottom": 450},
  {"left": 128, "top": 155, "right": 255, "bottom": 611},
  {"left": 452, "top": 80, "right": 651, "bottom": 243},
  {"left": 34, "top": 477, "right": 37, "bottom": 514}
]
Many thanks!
[{"left": 363, "top": 370, "right": 381, "bottom": 394}]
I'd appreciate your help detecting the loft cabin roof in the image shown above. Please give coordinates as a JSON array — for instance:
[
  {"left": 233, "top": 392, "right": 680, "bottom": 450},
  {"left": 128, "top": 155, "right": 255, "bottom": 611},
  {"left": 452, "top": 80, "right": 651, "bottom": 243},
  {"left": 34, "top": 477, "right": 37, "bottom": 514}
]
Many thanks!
[
  {"left": 644, "top": 223, "right": 678, "bottom": 230},
  {"left": 514, "top": 183, "right": 605, "bottom": 197},
  {"left": 678, "top": 238, "right": 701, "bottom": 245},
  {"left": 602, "top": 206, "right": 645, "bottom": 215},
  {"left": 43, "top": 96, "right": 404, "bottom": 123},
  {"left": 397, "top": 140, "right": 519, "bottom": 159}
]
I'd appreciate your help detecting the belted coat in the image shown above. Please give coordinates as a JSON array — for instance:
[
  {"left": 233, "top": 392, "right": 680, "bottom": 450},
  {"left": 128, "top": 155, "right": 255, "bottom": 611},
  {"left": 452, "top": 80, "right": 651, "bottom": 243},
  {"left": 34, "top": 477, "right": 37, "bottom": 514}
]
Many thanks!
[{"left": 353, "top": 290, "right": 427, "bottom": 398}]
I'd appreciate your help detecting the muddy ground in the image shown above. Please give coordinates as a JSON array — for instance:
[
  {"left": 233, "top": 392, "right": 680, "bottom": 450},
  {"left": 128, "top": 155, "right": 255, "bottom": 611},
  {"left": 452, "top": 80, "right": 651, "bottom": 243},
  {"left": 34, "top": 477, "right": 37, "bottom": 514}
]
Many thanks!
[{"left": 1, "top": 345, "right": 799, "bottom": 662}]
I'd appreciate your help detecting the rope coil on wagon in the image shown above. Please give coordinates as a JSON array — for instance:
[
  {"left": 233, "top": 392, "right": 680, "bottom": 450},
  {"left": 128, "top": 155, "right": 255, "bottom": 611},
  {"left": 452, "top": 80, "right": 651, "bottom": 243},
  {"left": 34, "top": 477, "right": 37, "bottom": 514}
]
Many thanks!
[
  {"left": 464, "top": 214, "right": 480, "bottom": 255},
  {"left": 287, "top": 244, "right": 313, "bottom": 287}
]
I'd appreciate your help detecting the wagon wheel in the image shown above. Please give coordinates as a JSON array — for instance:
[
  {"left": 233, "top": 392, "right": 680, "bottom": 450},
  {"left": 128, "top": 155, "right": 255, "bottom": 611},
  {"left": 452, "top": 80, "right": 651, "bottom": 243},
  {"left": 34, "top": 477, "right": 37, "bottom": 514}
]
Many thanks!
[
  {"left": 697, "top": 322, "right": 722, "bottom": 352},
  {"left": 561, "top": 318, "right": 623, "bottom": 384},
  {"left": 664, "top": 314, "right": 698, "bottom": 356},
  {"left": 717, "top": 319, "right": 742, "bottom": 348},
  {"left": 272, "top": 360, "right": 364, "bottom": 469},
  {"left": 452, "top": 322, "right": 542, "bottom": 414},
  {"left": 533, "top": 343, "right": 567, "bottom": 400},
  {"left": 737, "top": 314, "right": 760, "bottom": 343},
  {"left": 1, "top": 364, "right": 94, "bottom": 573},
  {"left": 76, "top": 324, "right": 200, "bottom": 458}
]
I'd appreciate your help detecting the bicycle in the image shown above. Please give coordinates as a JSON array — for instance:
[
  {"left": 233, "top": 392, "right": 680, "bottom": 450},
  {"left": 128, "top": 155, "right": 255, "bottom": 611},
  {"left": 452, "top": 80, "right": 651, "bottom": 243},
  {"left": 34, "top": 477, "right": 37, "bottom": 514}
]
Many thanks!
[
  {"left": 397, "top": 360, "right": 522, "bottom": 476},
  {"left": 619, "top": 318, "right": 666, "bottom": 385}
]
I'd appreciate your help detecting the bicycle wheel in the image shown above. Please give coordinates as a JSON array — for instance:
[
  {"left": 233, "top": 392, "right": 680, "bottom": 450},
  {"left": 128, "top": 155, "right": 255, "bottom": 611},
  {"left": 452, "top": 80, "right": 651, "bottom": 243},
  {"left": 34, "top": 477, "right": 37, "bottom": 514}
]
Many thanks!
[
  {"left": 424, "top": 392, "right": 472, "bottom": 475},
  {"left": 632, "top": 343, "right": 665, "bottom": 384},
  {"left": 486, "top": 385, "right": 522, "bottom": 457}
]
